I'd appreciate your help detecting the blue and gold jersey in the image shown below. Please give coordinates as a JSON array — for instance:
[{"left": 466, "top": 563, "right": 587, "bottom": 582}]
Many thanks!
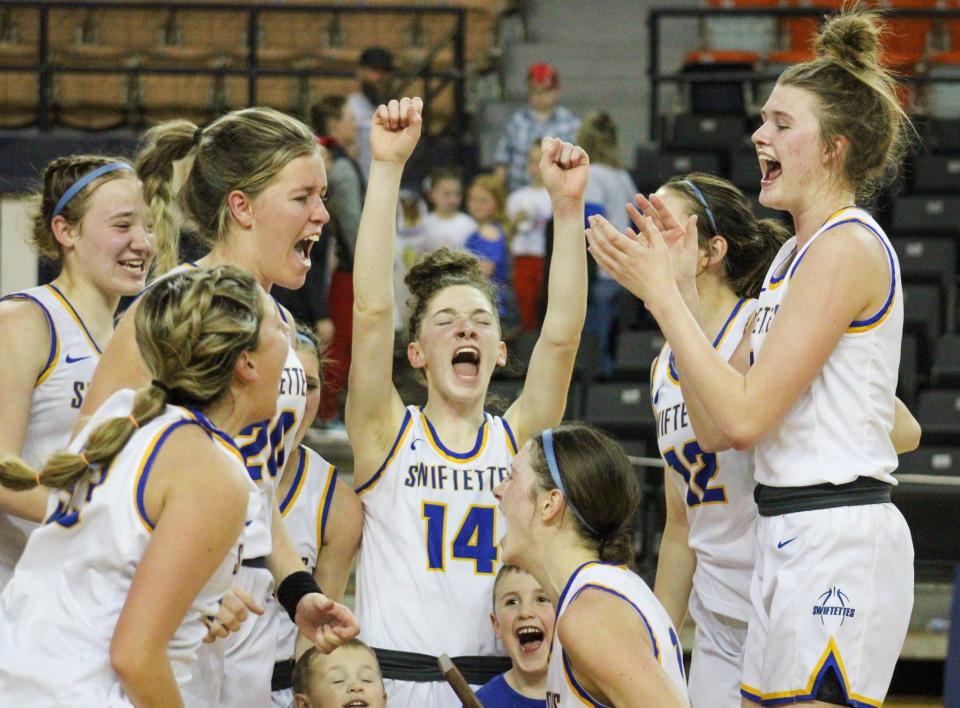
[
  {"left": 652, "top": 298, "right": 757, "bottom": 622},
  {"left": 0, "top": 389, "right": 250, "bottom": 705},
  {"left": 0, "top": 284, "right": 104, "bottom": 589},
  {"left": 272, "top": 445, "right": 337, "bottom": 665},
  {"left": 750, "top": 207, "right": 903, "bottom": 487},
  {"left": 161, "top": 264, "right": 307, "bottom": 559},
  {"left": 546, "top": 562, "right": 688, "bottom": 706},
  {"left": 1, "top": 284, "right": 102, "bottom": 469},
  {"left": 354, "top": 405, "right": 517, "bottom": 658}
]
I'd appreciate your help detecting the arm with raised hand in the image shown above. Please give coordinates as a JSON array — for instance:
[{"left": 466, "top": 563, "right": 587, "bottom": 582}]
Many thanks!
[
  {"left": 346, "top": 97, "right": 422, "bottom": 488},
  {"left": 504, "top": 138, "right": 589, "bottom": 446}
]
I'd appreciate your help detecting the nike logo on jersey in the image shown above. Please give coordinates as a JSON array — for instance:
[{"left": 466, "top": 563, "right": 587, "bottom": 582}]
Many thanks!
[
  {"left": 777, "top": 537, "right": 798, "bottom": 549},
  {"left": 65, "top": 354, "right": 91, "bottom": 364},
  {"left": 410, "top": 438, "right": 424, "bottom": 450}
]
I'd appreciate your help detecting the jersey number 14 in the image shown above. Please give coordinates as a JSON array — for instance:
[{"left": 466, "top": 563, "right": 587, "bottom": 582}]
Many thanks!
[{"left": 421, "top": 502, "right": 498, "bottom": 574}]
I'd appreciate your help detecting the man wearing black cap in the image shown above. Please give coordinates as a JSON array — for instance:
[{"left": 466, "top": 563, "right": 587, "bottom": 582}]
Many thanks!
[{"left": 347, "top": 46, "right": 395, "bottom": 181}]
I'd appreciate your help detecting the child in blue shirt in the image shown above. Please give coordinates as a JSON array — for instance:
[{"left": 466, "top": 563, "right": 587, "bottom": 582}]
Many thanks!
[{"left": 472, "top": 565, "right": 556, "bottom": 707}]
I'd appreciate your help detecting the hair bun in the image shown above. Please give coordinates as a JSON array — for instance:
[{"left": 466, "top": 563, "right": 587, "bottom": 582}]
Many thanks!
[
  {"left": 815, "top": 10, "right": 882, "bottom": 73},
  {"left": 404, "top": 248, "right": 482, "bottom": 300}
]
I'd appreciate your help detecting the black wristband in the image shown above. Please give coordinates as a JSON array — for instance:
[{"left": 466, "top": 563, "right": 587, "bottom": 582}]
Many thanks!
[{"left": 277, "top": 570, "right": 322, "bottom": 623}]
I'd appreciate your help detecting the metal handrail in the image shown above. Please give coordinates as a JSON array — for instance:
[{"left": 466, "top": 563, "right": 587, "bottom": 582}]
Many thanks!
[{"left": 0, "top": 0, "right": 467, "bottom": 159}]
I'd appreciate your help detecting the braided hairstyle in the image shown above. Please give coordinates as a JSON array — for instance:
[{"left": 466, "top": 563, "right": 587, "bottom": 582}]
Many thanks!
[{"left": 0, "top": 266, "right": 264, "bottom": 492}]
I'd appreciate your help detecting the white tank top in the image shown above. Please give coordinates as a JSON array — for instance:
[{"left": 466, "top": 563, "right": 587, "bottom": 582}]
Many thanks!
[
  {"left": 0, "top": 389, "right": 249, "bottom": 706},
  {"left": 272, "top": 445, "right": 338, "bottom": 663},
  {"left": 0, "top": 284, "right": 104, "bottom": 589},
  {"left": 652, "top": 297, "right": 757, "bottom": 621},
  {"left": 160, "top": 263, "right": 307, "bottom": 558},
  {"left": 546, "top": 562, "right": 688, "bottom": 707},
  {"left": 355, "top": 405, "right": 517, "bottom": 657},
  {"left": 750, "top": 207, "right": 902, "bottom": 487}
]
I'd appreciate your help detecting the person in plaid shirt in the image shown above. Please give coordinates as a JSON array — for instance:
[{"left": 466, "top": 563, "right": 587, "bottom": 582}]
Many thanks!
[{"left": 495, "top": 63, "right": 581, "bottom": 192}]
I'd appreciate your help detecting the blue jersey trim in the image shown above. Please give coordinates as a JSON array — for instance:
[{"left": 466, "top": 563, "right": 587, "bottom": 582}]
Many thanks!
[
  {"left": 319, "top": 466, "right": 338, "bottom": 542},
  {"left": 47, "top": 283, "right": 102, "bottom": 354},
  {"left": 502, "top": 416, "right": 518, "bottom": 454},
  {"left": 279, "top": 446, "right": 308, "bottom": 513},
  {"left": 562, "top": 650, "right": 610, "bottom": 707},
  {"left": 136, "top": 419, "right": 202, "bottom": 530},
  {"left": 355, "top": 408, "right": 413, "bottom": 494},
  {"left": 571, "top": 583, "right": 661, "bottom": 661},
  {"left": 669, "top": 296, "right": 747, "bottom": 382},
  {"left": 421, "top": 408, "right": 489, "bottom": 461},
  {"left": 2, "top": 292, "right": 58, "bottom": 384}
]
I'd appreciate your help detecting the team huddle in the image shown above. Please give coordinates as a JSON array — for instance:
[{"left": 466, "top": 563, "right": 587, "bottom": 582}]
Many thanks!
[{"left": 0, "top": 7, "right": 923, "bottom": 708}]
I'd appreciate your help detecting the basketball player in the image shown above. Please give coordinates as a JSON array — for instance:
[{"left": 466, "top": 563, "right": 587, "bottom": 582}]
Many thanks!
[
  {"left": 0, "top": 266, "right": 282, "bottom": 704},
  {"left": 495, "top": 424, "right": 688, "bottom": 706},
  {"left": 270, "top": 325, "right": 363, "bottom": 706},
  {"left": 81, "top": 107, "right": 358, "bottom": 707},
  {"left": 347, "top": 96, "right": 589, "bottom": 706},
  {"left": 0, "top": 156, "right": 153, "bottom": 588},
  {"left": 644, "top": 174, "right": 787, "bottom": 707},
  {"left": 588, "top": 8, "right": 916, "bottom": 705}
]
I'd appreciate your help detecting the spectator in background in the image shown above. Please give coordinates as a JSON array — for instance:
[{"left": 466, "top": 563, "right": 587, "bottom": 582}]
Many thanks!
[
  {"left": 495, "top": 63, "right": 581, "bottom": 192},
  {"left": 507, "top": 141, "right": 552, "bottom": 332},
  {"left": 310, "top": 94, "right": 365, "bottom": 424},
  {"left": 347, "top": 47, "right": 395, "bottom": 181},
  {"left": 395, "top": 189, "right": 430, "bottom": 331},
  {"left": 579, "top": 111, "right": 638, "bottom": 378},
  {"left": 422, "top": 166, "right": 477, "bottom": 251},
  {"left": 465, "top": 173, "right": 511, "bottom": 319}
]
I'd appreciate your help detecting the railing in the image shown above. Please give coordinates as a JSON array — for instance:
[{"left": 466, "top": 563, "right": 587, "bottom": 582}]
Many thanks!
[
  {"left": 647, "top": 6, "right": 960, "bottom": 142},
  {"left": 0, "top": 0, "right": 467, "bottom": 160}
]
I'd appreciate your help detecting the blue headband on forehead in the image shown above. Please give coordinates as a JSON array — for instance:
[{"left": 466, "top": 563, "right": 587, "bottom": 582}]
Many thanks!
[
  {"left": 52, "top": 162, "right": 134, "bottom": 220},
  {"left": 541, "top": 428, "right": 598, "bottom": 536},
  {"left": 680, "top": 179, "right": 718, "bottom": 235}
]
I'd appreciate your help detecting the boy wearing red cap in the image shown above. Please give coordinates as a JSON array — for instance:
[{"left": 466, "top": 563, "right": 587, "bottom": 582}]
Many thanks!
[{"left": 494, "top": 62, "right": 581, "bottom": 191}]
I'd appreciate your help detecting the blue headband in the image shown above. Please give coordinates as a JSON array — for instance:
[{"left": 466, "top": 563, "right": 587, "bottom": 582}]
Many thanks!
[
  {"left": 680, "top": 179, "right": 718, "bottom": 235},
  {"left": 542, "top": 428, "right": 598, "bottom": 536},
  {"left": 295, "top": 331, "right": 315, "bottom": 347},
  {"left": 52, "top": 162, "right": 134, "bottom": 220}
]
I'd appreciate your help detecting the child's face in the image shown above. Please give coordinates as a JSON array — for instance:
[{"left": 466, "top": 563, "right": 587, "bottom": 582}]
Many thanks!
[
  {"left": 467, "top": 185, "right": 498, "bottom": 223},
  {"left": 491, "top": 570, "right": 556, "bottom": 676},
  {"left": 298, "top": 646, "right": 387, "bottom": 708},
  {"left": 430, "top": 177, "right": 463, "bottom": 216}
]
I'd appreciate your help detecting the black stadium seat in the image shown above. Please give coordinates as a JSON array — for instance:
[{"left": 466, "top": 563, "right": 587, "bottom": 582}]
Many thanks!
[
  {"left": 916, "top": 388, "right": 960, "bottom": 443},
  {"left": 892, "top": 237, "right": 957, "bottom": 292},
  {"left": 612, "top": 329, "right": 666, "bottom": 381},
  {"left": 582, "top": 381, "right": 655, "bottom": 437},
  {"left": 892, "top": 195, "right": 960, "bottom": 235}
]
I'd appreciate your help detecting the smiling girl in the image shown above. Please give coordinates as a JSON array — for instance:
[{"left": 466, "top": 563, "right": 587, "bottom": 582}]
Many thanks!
[
  {"left": 0, "top": 155, "right": 153, "bottom": 589},
  {"left": 347, "top": 97, "right": 589, "bottom": 707},
  {"left": 588, "top": 8, "right": 915, "bottom": 707}
]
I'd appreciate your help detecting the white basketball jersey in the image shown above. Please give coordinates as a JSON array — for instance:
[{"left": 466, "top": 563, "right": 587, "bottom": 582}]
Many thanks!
[
  {"left": 273, "top": 445, "right": 338, "bottom": 663},
  {"left": 546, "top": 562, "right": 688, "bottom": 706},
  {"left": 0, "top": 389, "right": 249, "bottom": 706},
  {"left": 355, "top": 405, "right": 517, "bottom": 657},
  {"left": 160, "top": 264, "right": 307, "bottom": 559},
  {"left": 750, "top": 207, "right": 903, "bottom": 487},
  {"left": 652, "top": 297, "right": 757, "bottom": 622},
  {"left": 0, "top": 284, "right": 104, "bottom": 589}
]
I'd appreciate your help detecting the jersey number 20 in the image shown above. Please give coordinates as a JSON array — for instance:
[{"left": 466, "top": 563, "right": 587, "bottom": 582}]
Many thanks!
[
  {"left": 422, "top": 503, "right": 498, "bottom": 574},
  {"left": 663, "top": 440, "right": 727, "bottom": 507}
]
